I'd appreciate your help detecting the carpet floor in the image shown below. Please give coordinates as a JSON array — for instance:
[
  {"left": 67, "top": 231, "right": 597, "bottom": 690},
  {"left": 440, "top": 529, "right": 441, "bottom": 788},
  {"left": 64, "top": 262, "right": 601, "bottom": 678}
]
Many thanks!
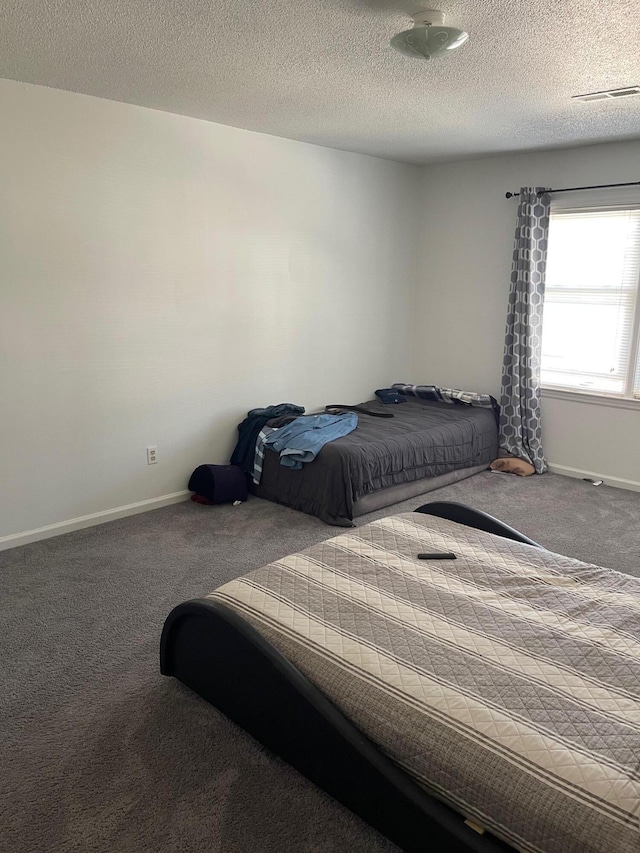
[{"left": 1, "top": 471, "right": 639, "bottom": 853}]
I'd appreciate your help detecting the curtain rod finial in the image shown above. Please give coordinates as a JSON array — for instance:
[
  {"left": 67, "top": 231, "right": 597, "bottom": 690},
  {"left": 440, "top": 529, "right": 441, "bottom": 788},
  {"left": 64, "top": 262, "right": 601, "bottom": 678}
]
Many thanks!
[{"left": 505, "top": 191, "right": 517, "bottom": 199}]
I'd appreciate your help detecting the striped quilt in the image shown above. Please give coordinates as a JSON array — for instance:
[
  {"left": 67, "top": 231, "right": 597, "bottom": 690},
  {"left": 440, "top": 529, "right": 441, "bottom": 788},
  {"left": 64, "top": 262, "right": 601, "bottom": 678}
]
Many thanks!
[{"left": 208, "top": 513, "right": 640, "bottom": 853}]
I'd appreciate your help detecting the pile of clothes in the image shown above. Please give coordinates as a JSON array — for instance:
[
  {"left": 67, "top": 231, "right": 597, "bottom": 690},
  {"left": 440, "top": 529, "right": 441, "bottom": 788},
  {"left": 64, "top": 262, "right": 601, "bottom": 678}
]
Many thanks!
[{"left": 230, "top": 404, "right": 358, "bottom": 485}]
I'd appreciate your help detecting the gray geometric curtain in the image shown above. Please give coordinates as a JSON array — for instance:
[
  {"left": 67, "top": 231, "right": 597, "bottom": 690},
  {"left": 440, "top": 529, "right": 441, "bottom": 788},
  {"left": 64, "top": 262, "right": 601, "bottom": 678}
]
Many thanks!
[{"left": 499, "top": 187, "right": 551, "bottom": 473}]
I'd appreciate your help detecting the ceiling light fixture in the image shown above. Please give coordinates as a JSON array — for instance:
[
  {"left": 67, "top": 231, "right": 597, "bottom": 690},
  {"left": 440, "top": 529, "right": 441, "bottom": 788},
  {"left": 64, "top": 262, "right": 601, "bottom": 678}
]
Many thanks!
[{"left": 390, "top": 10, "right": 469, "bottom": 60}]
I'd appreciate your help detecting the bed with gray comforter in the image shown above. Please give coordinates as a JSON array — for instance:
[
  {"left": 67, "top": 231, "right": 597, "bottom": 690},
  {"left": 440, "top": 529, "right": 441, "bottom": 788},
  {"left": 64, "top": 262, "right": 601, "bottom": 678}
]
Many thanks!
[{"left": 251, "top": 398, "right": 498, "bottom": 525}]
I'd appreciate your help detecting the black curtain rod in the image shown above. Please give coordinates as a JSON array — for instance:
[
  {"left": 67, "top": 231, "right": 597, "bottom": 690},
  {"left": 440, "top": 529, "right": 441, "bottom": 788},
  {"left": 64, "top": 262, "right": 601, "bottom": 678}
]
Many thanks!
[{"left": 505, "top": 180, "right": 640, "bottom": 199}]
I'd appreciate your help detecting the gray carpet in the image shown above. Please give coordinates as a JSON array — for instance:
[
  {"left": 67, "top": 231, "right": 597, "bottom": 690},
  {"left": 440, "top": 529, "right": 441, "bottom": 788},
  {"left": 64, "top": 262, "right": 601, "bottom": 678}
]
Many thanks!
[{"left": 1, "top": 472, "right": 639, "bottom": 853}]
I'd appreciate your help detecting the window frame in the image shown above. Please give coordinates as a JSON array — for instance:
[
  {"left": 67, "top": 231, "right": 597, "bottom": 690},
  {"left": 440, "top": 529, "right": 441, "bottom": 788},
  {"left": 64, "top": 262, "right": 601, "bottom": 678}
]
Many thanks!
[{"left": 540, "top": 202, "right": 640, "bottom": 408}]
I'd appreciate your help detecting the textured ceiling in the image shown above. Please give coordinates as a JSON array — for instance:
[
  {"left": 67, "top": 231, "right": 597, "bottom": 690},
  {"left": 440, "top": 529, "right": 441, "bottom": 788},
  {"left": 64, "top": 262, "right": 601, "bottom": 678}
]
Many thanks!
[{"left": 1, "top": 0, "right": 640, "bottom": 163}]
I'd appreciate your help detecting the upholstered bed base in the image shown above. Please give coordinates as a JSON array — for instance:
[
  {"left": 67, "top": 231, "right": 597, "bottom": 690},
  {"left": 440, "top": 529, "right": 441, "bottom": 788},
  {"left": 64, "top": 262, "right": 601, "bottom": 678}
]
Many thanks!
[
  {"left": 350, "top": 463, "right": 490, "bottom": 517},
  {"left": 161, "top": 503, "right": 539, "bottom": 853}
]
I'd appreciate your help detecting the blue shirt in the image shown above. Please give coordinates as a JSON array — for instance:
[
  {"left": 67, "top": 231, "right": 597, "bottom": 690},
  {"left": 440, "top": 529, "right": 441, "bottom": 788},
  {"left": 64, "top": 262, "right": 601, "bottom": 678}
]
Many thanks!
[{"left": 264, "top": 413, "right": 358, "bottom": 469}]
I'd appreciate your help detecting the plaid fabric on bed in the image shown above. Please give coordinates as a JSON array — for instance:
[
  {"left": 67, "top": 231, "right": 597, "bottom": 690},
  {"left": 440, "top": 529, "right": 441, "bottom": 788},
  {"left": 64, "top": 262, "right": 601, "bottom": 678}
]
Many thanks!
[
  {"left": 210, "top": 513, "right": 640, "bottom": 853},
  {"left": 440, "top": 387, "right": 495, "bottom": 407},
  {"left": 392, "top": 383, "right": 443, "bottom": 402},
  {"left": 252, "top": 426, "right": 276, "bottom": 485},
  {"left": 392, "top": 383, "right": 496, "bottom": 409}
]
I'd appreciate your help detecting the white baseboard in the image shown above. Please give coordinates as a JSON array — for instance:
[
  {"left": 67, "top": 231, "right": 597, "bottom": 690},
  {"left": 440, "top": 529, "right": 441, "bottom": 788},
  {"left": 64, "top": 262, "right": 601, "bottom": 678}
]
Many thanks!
[
  {"left": 0, "top": 490, "right": 191, "bottom": 552},
  {"left": 547, "top": 463, "right": 640, "bottom": 493}
]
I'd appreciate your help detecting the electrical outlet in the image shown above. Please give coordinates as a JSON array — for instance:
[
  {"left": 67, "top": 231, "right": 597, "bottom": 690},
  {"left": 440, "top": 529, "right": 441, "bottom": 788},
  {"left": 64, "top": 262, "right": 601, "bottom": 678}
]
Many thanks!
[{"left": 146, "top": 446, "right": 158, "bottom": 465}]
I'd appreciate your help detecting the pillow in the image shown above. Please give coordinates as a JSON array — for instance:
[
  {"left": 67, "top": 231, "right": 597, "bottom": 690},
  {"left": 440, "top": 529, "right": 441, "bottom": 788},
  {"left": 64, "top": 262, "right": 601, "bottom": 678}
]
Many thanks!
[{"left": 489, "top": 457, "right": 535, "bottom": 477}]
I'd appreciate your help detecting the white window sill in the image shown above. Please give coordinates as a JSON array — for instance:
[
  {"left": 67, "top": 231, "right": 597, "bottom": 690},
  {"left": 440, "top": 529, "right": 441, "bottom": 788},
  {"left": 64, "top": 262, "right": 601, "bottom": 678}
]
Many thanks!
[{"left": 541, "top": 387, "right": 640, "bottom": 411}]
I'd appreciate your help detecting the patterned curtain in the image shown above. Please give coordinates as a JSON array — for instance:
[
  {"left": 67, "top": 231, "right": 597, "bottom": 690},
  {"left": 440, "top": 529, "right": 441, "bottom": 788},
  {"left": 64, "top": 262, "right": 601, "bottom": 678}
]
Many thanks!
[{"left": 499, "top": 187, "right": 551, "bottom": 473}]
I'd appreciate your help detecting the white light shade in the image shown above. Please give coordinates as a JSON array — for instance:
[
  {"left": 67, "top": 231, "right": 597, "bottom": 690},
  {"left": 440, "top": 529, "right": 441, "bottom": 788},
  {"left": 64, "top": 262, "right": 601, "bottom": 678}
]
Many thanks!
[{"left": 390, "top": 11, "right": 468, "bottom": 60}]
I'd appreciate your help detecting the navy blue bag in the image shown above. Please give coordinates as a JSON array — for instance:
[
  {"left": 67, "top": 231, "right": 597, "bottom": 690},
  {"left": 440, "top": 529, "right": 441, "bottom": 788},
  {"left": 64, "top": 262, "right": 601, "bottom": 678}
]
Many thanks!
[
  {"left": 188, "top": 464, "right": 248, "bottom": 504},
  {"left": 375, "top": 388, "right": 407, "bottom": 404}
]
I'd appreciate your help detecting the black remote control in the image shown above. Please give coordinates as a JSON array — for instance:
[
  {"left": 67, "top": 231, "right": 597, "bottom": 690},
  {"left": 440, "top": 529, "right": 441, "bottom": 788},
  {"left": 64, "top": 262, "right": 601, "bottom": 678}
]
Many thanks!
[{"left": 417, "top": 552, "right": 456, "bottom": 560}]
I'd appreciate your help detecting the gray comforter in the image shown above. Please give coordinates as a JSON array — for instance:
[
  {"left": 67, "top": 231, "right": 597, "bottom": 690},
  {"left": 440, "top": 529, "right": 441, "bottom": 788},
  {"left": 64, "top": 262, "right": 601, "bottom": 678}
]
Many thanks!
[
  {"left": 210, "top": 512, "right": 640, "bottom": 853},
  {"left": 251, "top": 399, "right": 498, "bottom": 525}
]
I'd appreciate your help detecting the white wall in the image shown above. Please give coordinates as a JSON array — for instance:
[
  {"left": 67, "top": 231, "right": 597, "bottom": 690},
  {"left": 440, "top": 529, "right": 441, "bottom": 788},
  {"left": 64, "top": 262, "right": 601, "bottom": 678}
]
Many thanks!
[
  {"left": 0, "top": 79, "right": 419, "bottom": 544},
  {"left": 413, "top": 139, "right": 640, "bottom": 488},
  {"left": 3, "top": 79, "right": 638, "bottom": 547}
]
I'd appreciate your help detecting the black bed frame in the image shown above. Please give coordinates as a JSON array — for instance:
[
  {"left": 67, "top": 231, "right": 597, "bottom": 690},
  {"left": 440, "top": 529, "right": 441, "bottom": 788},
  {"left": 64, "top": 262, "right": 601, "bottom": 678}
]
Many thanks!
[{"left": 160, "top": 502, "right": 541, "bottom": 852}]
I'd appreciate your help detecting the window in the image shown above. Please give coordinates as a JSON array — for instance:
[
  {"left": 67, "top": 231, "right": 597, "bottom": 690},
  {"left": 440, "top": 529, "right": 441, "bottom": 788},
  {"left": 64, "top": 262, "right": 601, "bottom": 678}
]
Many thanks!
[{"left": 541, "top": 205, "right": 640, "bottom": 400}]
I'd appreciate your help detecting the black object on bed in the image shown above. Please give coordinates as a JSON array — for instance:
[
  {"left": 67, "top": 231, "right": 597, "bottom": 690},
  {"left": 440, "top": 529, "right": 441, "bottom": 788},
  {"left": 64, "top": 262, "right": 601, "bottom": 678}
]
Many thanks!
[
  {"left": 251, "top": 398, "right": 498, "bottom": 525},
  {"left": 161, "top": 503, "right": 535, "bottom": 853}
]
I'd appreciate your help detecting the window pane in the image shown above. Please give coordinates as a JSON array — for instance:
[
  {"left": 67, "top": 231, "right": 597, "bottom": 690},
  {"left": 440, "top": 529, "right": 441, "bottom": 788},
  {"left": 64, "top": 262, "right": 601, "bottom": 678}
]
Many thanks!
[
  {"left": 540, "top": 368, "right": 627, "bottom": 395},
  {"left": 541, "top": 298, "right": 632, "bottom": 380},
  {"left": 541, "top": 297, "right": 631, "bottom": 394},
  {"left": 542, "top": 209, "right": 640, "bottom": 396},
  {"left": 546, "top": 213, "right": 638, "bottom": 290}
]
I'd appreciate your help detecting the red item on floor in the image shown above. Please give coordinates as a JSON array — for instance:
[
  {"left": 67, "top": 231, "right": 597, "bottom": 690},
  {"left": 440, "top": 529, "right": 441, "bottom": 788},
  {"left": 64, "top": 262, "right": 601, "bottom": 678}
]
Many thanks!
[{"left": 191, "top": 494, "right": 215, "bottom": 505}]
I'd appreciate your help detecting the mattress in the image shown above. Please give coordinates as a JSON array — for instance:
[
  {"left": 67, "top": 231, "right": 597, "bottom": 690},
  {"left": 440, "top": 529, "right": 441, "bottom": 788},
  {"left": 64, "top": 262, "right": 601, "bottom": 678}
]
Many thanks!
[
  {"left": 209, "top": 512, "right": 640, "bottom": 853},
  {"left": 251, "top": 399, "right": 498, "bottom": 525}
]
